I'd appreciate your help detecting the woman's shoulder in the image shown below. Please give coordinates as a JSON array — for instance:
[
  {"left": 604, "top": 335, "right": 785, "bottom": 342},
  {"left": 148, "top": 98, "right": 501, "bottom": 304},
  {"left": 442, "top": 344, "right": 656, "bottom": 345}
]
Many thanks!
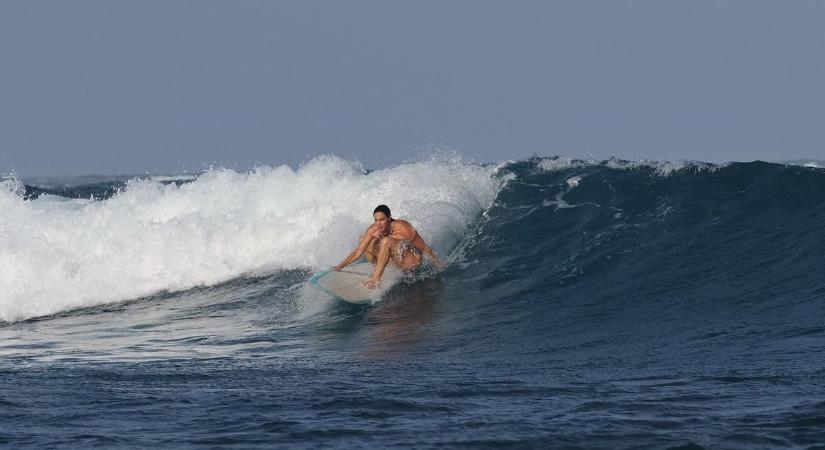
[
  {"left": 390, "top": 219, "right": 416, "bottom": 239},
  {"left": 392, "top": 219, "right": 414, "bottom": 230}
]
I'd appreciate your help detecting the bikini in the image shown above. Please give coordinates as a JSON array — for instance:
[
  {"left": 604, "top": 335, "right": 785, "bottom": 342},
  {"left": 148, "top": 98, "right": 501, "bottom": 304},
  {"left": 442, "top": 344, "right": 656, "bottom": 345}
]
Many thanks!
[{"left": 397, "top": 240, "right": 422, "bottom": 260}]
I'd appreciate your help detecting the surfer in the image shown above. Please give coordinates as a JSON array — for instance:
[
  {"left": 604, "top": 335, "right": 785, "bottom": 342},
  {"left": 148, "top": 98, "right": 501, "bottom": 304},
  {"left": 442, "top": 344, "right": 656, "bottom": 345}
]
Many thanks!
[{"left": 334, "top": 205, "right": 443, "bottom": 289}]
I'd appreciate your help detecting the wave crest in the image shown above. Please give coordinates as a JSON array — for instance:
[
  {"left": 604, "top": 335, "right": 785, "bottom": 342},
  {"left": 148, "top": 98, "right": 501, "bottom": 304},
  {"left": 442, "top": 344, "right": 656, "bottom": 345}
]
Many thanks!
[{"left": 0, "top": 155, "right": 503, "bottom": 322}]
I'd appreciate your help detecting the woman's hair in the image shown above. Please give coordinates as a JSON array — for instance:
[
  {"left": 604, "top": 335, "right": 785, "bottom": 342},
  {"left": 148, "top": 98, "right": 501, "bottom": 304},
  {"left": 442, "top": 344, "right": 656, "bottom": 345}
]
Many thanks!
[{"left": 373, "top": 204, "right": 391, "bottom": 218}]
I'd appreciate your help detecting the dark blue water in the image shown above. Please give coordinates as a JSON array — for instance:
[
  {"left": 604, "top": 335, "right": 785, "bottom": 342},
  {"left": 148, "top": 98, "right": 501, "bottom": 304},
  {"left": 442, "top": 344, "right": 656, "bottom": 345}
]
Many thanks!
[{"left": 2, "top": 158, "right": 825, "bottom": 448}]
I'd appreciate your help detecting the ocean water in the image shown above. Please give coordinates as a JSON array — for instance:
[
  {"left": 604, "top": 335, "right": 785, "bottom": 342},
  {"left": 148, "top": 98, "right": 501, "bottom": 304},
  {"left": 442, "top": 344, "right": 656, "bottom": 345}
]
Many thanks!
[{"left": 1, "top": 155, "right": 824, "bottom": 449}]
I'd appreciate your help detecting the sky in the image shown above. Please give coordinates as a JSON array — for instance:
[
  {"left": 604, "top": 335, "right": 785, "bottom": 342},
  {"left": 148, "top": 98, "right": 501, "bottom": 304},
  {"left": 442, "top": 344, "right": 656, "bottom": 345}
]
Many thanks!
[{"left": 1, "top": 0, "right": 824, "bottom": 176}]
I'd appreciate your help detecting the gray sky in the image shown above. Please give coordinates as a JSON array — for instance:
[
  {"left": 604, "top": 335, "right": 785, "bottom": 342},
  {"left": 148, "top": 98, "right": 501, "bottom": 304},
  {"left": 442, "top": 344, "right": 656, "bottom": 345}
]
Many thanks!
[{"left": 1, "top": 0, "right": 824, "bottom": 176}]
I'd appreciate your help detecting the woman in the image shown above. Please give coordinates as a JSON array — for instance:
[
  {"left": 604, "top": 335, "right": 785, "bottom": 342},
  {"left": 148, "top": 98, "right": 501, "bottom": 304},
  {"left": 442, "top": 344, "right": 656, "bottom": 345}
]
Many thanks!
[{"left": 334, "top": 205, "right": 443, "bottom": 289}]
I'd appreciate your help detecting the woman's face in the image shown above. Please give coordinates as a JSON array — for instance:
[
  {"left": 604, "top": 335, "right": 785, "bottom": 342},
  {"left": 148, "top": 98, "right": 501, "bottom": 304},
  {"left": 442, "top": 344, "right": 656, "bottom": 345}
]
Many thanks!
[{"left": 373, "top": 212, "right": 390, "bottom": 234}]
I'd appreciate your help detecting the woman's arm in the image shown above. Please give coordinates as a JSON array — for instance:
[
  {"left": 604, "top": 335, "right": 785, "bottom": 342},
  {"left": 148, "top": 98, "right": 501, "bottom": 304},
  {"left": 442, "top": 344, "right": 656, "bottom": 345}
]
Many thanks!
[{"left": 334, "top": 230, "right": 375, "bottom": 270}]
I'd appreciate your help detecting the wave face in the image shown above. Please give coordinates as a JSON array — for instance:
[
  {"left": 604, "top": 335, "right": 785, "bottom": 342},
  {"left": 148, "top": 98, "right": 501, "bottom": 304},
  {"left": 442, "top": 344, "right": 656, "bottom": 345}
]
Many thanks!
[
  {"left": 460, "top": 157, "right": 825, "bottom": 311},
  {"left": 444, "top": 158, "right": 825, "bottom": 367},
  {"left": 0, "top": 156, "right": 502, "bottom": 322}
]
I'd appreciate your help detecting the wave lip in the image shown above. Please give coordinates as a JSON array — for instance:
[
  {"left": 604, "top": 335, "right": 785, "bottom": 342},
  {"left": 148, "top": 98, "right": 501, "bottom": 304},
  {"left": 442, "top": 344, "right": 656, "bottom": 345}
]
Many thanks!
[
  {"left": 536, "top": 155, "right": 721, "bottom": 176},
  {"left": 781, "top": 159, "right": 825, "bottom": 168},
  {"left": 0, "top": 155, "right": 503, "bottom": 323}
]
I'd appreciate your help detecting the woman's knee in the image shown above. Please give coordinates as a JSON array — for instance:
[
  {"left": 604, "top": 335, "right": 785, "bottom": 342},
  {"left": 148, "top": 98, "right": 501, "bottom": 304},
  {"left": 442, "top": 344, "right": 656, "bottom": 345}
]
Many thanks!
[{"left": 376, "top": 237, "right": 390, "bottom": 256}]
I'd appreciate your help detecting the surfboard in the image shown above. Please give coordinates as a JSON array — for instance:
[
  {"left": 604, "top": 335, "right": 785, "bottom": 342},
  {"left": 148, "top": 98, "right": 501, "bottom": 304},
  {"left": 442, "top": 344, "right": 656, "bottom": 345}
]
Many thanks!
[{"left": 309, "top": 263, "right": 402, "bottom": 304}]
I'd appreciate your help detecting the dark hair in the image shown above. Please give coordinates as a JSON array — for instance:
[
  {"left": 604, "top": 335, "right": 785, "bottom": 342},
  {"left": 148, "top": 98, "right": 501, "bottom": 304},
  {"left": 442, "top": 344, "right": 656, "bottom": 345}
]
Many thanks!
[{"left": 373, "top": 204, "right": 391, "bottom": 218}]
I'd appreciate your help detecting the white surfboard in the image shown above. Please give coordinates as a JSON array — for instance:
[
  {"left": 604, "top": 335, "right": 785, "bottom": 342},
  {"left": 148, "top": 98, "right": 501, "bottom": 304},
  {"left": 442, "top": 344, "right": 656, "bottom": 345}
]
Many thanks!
[{"left": 309, "top": 262, "right": 402, "bottom": 304}]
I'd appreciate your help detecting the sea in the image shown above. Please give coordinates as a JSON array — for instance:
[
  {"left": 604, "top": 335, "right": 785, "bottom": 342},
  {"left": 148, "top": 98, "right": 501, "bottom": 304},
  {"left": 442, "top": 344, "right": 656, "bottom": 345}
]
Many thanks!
[{"left": 1, "top": 155, "right": 824, "bottom": 449}]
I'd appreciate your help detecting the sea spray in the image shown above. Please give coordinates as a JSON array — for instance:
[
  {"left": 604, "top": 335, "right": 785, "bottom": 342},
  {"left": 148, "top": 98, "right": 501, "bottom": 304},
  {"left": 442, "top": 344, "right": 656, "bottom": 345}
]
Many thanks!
[{"left": 0, "top": 155, "right": 503, "bottom": 322}]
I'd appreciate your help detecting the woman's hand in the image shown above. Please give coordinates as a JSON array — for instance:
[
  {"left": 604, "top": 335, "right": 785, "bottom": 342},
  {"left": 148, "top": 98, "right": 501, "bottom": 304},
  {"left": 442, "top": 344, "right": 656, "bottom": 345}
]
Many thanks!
[{"left": 361, "top": 279, "right": 379, "bottom": 289}]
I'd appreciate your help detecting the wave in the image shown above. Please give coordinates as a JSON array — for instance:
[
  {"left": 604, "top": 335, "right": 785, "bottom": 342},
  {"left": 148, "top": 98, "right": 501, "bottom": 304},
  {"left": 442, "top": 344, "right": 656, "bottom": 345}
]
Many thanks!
[
  {"left": 454, "top": 157, "right": 825, "bottom": 316},
  {"left": 0, "top": 156, "right": 503, "bottom": 322},
  {"left": 4, "top": 154, "right": 824, "bottom": 325}
]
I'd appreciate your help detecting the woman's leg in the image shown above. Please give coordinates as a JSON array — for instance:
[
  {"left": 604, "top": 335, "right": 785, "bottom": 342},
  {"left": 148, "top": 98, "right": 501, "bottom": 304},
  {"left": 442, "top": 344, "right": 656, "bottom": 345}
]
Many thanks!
[
  {"left": 393, "top": 242, "right": 422, "bottom": 271},
  {"left": 397, "top": 250, "right": 422, "bottom": 271},
  {"left": 363, "top": 237, "right": 379, "bottom": 264},
  {"left": 364, "top": 237, "right": 394, "bottom": 288}
]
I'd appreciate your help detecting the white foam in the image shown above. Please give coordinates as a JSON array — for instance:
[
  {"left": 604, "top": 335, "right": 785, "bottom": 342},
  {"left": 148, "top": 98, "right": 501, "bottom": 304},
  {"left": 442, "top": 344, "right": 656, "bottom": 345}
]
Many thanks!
[
  {"left": 537, "top": 156, "right": 592, "bottom": 171},
  {"left": 537, "top": 156, "right": 721, "bottom": 176},
  {"left": 0, "top": 155, "right": 503, "bottom": 322},
  {"left": 780, "top": 159, "right": 825, "bottom": 169}
]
